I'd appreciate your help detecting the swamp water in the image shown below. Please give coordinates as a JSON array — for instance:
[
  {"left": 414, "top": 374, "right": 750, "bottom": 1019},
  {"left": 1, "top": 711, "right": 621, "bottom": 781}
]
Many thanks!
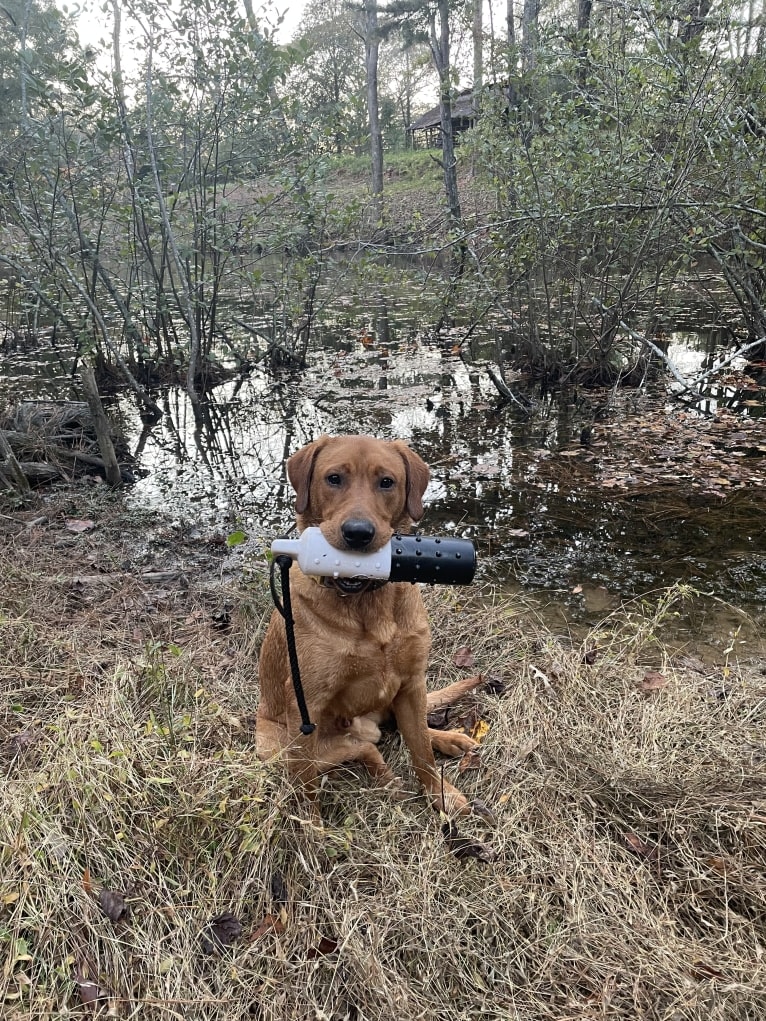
[{"left": 3, "top": 281, "right": 766, "bottom": 661}]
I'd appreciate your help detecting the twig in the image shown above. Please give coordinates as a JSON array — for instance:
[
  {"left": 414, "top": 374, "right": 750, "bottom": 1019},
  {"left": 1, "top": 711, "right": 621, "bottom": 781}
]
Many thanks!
[{"left": 486, "top": 365, "right": 532, "bottom": 410}]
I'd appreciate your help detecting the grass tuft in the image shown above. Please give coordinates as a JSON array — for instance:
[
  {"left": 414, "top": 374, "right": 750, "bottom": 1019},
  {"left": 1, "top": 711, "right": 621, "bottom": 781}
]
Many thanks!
[{"left": 2, "top": 488, "right": 765, "bottom": 1019}]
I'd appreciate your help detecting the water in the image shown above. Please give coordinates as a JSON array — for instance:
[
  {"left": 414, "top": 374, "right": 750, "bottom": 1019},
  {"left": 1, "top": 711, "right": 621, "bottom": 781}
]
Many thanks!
[{"left": 3, "top": 272, "right": 766, "bottom": 658}]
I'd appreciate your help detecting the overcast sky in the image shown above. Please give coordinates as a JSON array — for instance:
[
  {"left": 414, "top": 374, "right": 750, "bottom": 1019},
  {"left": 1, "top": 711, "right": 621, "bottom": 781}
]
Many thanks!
[{"left": 66, "top": 0, "right": 302, "bottom": 54}]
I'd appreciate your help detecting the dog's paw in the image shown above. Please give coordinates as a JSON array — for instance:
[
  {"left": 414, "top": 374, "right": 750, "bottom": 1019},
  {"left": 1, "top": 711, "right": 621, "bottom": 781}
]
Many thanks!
[
  {"left": 429, "top": 728, "right": 478, "bottom": 757},
  {"left": 432, "top": 783, "right": 472, "bottom": 817}
]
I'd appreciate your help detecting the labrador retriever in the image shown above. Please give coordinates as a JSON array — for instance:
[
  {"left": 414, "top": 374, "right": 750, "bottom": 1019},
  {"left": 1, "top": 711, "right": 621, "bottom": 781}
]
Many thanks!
[{"left": 257, "top": 435, "right": 482, "bottom": 816}]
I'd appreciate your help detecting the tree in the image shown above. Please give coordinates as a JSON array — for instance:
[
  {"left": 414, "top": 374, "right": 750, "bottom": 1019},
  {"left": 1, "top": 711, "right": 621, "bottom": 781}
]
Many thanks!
[
  {"left": 389, "top": 0, "right": 462, "bottom": 224},
  {"left": 361, "top": 0, "right": 384, "bottom": 217},
  {"left": 291, "top": 0, "right": 368, "bottom": 154},
  {"left": 0, "top": 0, "right": 80, "bottom": 136}
]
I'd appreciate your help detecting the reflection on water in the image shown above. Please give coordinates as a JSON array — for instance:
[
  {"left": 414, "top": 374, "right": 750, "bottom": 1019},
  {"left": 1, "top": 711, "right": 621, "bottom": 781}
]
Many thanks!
[{"left": 3, "top": 273, "right": 766, "bottom": 657}]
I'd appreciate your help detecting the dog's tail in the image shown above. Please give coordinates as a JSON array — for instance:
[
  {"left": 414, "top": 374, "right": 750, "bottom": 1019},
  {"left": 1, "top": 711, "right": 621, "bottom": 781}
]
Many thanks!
[{"left": 426, "top": 674, "right": 485, "bottom": 711}]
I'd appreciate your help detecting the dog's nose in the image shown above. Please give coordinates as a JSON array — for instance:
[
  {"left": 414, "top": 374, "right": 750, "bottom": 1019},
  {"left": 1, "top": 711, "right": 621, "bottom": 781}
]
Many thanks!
[{"left": 341, "top": 518, "right": 376, "bottom": 549}]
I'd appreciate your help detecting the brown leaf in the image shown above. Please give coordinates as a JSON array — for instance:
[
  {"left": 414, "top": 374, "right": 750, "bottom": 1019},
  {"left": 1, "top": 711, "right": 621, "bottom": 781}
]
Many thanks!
[
  {"left": 452, "top": 645, "right": 475, "bottom": 669},
  {"left": 623, "top": 831, "right": 659, "bottom": 862},
  {"left": 635, "top": 670, "right": 668, "bottom": 694},
  {"left": 426, "top": 707, "right": 452, "bottom": 730},
  {"left": 251, "top": 913, "right": 285, "bottom": 941},
  {"left": 73, "top": 962, "right": 110, "bottom": 1014},
  {"left": 75, "top": 977, "right": 104, "bottom": 1011},
  {"left": 307, "top": 936, "right": 339, "bottom": 958},
  {"left": 483, "top": 673, "right": 506, "bottom": 695},
  {"left": 6, "top": 729, "right": 38, "bottom": 755},
  {"left": 706, "top": 855, "right": 728, "bottom": 875},
  {"left": 442, "top": 820, "right": 498, "bottom": 864},
  {"left": 458, "top": 748, "right": 482, "bottom": 773},
  {"left": 98, "top": 888, "right": 128, "bottom": 923},
  {"left": 582, "top": 647, "right": 599, "bottom": 665},
  {"left": 201, "top": 911, "right": 243, "bottom": 954},
  {"left": 271, "top": 871, "right": 288, "bottom": 908},
  {"left": 513, "top": 735, "right": 540, "bottom": 763},
  {"left": 690, "top": 961, "right": 725, "bottom": 981}
]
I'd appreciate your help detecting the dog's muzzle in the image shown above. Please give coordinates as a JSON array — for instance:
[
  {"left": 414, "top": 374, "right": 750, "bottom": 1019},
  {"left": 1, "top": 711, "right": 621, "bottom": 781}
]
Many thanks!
[{"left": 340, "top": 518, "right": 376, "bottom": 550}]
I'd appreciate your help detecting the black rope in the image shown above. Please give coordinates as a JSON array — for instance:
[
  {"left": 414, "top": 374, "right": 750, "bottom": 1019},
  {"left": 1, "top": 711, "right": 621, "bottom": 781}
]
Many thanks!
[{"left": 271, "top": 554, "right": 316, "bottom": 735}]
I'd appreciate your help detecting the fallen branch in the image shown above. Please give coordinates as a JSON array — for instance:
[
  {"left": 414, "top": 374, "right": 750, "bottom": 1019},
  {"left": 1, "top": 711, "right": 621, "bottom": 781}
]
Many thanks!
[
  {"left": 486, "top": 365, "right": 533, "bottom": 410},
  {"left": 591, "top": 298, "right": 765, "bottom": 397},
  {"left": 0, "top": 431, "right": 32, "bottom": 495}
]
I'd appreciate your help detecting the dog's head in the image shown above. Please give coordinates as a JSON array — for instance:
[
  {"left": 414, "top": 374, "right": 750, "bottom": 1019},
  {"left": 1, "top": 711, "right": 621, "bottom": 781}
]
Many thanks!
[{"left": 286, "top": 435, "right": 430, "bottom": 553}]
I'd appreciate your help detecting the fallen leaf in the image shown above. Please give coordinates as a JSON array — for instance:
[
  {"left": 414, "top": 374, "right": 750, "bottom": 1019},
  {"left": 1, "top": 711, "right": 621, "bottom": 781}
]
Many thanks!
[
  {"left": 73, "top": 961, "right": 110, "bottom": 1014},
  {"left": 251, "top": 914, "right": 285, "bottom": 941},
  {"left": 201, "top": 911, "right": 243, "bottom": 954},
  {"left": 98, "top": 888, "right": 128, "bottom": 923},
  {"left": 426, "top": 707, "right": 451, "bottom": 729},
  {"left": 706, "top": 855, "right": 728, "bottom": 875},
  {"left": 468, "top": 718, "right": 490, "bottom": 744},
  {"left": 623, "top": 831, "right": 659, "bottom": 862},
  {"left": 513, "top": 735, "right": 540, "bottom": 763},
  {"left": 452, "top": 646, "right": 475, "bottom": 669},
  {"left": 271, "top": 871, "right": 288, "bottom": 908},
  {"left": 636, "top": 670, "right": 668, "bottom": 694},
  {"left": 307, "top": 936, "right": 339, "bottom": 958},
  {"left": 582, "top": 647, "right": 599, "bottom": 665},
  {"left": 483, "top": 673, "right": 506, "bottom": 695},
  {"left": 690, "top": 961, "right": 725, "bottom": 981},
  {"left": 458, "top": 748, "right": 482, "bottom": 773},
  {"left": 74, "top": 976, "right": 104, "bottom": 1011},
  {"left": 65, "top": 518, "right": 95, "bottom": 533},
  {"left": 442, "top": 820, "right": 498, "bottom": 863},
  {"left": 6, "top": 729, "right": 38, "bottom": 755}
]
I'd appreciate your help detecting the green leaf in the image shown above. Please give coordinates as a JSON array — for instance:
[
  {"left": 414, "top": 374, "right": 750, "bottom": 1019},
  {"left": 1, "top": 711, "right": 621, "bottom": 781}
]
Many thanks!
[{"left": 226, "top": 530, "right": 248, "bottom": 547}]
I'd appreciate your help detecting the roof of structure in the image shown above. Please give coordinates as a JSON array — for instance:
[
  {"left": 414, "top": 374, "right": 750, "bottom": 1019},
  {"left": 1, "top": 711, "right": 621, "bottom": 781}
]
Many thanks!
[{"left": 408, "top": 89, "right": 477, "bottom": 132}]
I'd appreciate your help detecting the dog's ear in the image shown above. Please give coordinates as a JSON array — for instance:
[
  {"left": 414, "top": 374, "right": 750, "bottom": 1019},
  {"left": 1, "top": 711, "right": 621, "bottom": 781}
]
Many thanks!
[
  {"left": 393, "top": 441, "right": 430, "bottom": 521},
  {"left": 287, "top": 436, "right": 329, "bottom": 515}
]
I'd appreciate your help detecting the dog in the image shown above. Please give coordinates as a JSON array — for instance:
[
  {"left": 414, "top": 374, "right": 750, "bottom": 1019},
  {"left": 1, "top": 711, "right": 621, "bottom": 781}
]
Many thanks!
[{"left": 256, "top": 434, "right": 484, "bottom": 817}]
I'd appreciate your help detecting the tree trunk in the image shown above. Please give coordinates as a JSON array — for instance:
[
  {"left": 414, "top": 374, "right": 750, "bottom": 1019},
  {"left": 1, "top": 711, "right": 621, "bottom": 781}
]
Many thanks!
[
  {"left": 472, "top": 0, "right": 483, "bottom": 115},
  {"left": 677, "top": 0, "right": 714, "bottom": 44},
  {"left": 429, "top": 0, "right": 462, "bottom": 226},
  {"left": 80, "top": 365, "right": 123, "bottom": 487},
  {"left": 143, "top": 36, "right": 204, "bottom": 427},
  {"left": 364, "top": 0, "right": 384, "bottom": 221},
  {"left": 521, "top": 0, "right": 540, "bottom": 71},
  {"left": 576, "top": 0, "right": 592, "bottom": 84}
]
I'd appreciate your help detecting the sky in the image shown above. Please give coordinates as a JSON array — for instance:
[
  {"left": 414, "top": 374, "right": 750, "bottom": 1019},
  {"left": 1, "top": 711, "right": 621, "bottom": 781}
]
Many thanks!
[{"left": 65, "top": 0, "right": 303, "bottom": 54}]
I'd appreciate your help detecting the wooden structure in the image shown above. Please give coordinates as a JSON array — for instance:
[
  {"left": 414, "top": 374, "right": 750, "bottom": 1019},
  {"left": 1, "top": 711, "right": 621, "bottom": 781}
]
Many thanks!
[{"left": 407, "top": 89, "right": 478, "bottom": 150}]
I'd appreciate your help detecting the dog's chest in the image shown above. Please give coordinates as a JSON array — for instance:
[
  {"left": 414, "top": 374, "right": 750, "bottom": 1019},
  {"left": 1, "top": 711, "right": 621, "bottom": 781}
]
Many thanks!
[{"left": 327, "top": 627, "right": 425, "bottom": 716}]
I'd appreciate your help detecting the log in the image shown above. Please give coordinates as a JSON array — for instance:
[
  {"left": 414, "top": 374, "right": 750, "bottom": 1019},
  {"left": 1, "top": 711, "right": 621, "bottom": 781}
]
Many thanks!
[{"left": 79, "top": 365, "right": 123, "bottom": 488}]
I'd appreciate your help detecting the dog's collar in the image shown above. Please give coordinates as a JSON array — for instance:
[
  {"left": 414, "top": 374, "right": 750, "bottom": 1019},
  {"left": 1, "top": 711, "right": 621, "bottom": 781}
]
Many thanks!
[{"left": 313, "top": 576, "right": 389, "bottom": 596}]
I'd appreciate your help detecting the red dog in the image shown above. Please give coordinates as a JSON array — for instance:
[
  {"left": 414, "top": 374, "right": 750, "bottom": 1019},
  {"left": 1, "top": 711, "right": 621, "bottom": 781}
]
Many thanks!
[{"left": 257, "top": 435, "right": 483, "bottom": 816}]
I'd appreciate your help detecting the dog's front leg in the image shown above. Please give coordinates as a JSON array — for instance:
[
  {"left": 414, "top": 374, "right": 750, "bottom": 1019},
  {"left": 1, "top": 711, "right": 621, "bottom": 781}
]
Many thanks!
[{"left": 393, "top": 683, "right": 471, "bottom": 816}]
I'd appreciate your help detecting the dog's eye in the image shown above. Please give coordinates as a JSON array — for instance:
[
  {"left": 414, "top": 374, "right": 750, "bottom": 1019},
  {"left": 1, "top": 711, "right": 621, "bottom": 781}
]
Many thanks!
[
  {"left": 326, "top": 473, "right": 343, "bottom": 487},
  {"left": 379, "top": 477, "right": 395, "bottom": 490}
]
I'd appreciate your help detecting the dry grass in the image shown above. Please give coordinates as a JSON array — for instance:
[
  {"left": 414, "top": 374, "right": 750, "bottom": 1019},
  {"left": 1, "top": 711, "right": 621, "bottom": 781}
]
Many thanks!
[{"left": 1, "top": 487, "right": 765, "bottom": 1020}]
